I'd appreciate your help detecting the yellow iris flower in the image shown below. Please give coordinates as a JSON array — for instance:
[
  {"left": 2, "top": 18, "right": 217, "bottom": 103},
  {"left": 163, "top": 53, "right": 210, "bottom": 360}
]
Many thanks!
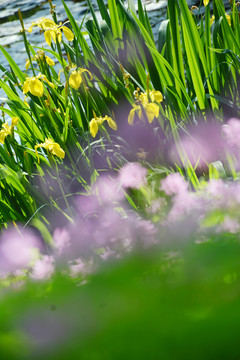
[
  {"left": 27, "top": 18, "right": 57, "bottom": 32},
  {"left": 27, "top": 17, "right": 74, "bottom": 46},
  {"left": 0, "top": 117, "right": 19, "bottom": 144},
  {"left": 89, "top": 112, "right": 117, "bottom": 138},
  {"left": 69, "top": 68, "right": 93, "bottom": 90},
  {"left": 0, "top": 123, "right": 11, "bottom": 144},
  {"left": 203, "top": 0, "right": 209, "bottom": 6},
  {"left": 128, "top": 90, "right": 163, "bottom": 125},
  {"left": 139, "top": 90, "right": 163, "bottom": 106},
  {"left": 226, "top": 14, "right": 231, "bottom": 25},
  {"left": 23, "top": 73, "right": 54, "bottom": 97},
  {"left": 35, "top": 138, "right": 65, "bottom": 163},
  {"left": 210, "top": 14, "right": 231, "bottom": 26},
  {"left": 26, "top": 50, "right": 55, "bottom": 70}
]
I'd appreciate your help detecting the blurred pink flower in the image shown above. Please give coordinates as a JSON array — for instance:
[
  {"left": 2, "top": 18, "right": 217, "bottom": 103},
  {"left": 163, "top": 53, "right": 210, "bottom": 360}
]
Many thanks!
[
  {"left": 135, "top": 219, "right": 157, "bottom": 246},
  {"left": 160, "top": 173, "right": 188, "bottom": 196},
  {"left": 118, "top": 162, "right": 147, "bottom": 189},
  {"left": 69, "top": 258, "right": 86, "bottom": 277},
  {"left": 232, "top": 183, "right": 240, "bottom": 204},
  {"left": 206, "top": 179, "right": 225, "bottom": 197},
  {"left": 167, "top": 191, "right": 199, "bottom": 222},
  {"left": 69, "top": 258, "right": 94, "bottom": 278},
  {"left": 148, "top": 199, "right": 163, "bottom": 214},
  {"left": 0, "top": 227, "right": 41, "bottom": 274},
  {"left": 53, "top": 227, "right": 71, "bottom": 255},
  {"left": 222, "top": 118, "right": 240, "bottom": 149},
  {"left": 74, "top": 194, "right": 99, "bottom": 216},
  {"left": 93, "top": 175, "right": 124, "bottom": 203},
  {"left": 100, "top": 247, "right": 116, "bottom": 261},
  {"left": 31, "top": 255, "right": 54, "bottom": 280},
  {"left": 91, "top": 207, "right": 134, "bottom": 250},
  {"left": 169, "top": 123, "right": 224, "bottom": 169},
  {"left": 221, "top": 216, "right": 240, "bottom": 234}
]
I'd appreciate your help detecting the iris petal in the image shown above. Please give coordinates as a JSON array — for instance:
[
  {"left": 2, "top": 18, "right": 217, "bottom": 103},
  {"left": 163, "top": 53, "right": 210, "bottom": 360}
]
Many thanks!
[
  {"left": 61, "top": 26, "right": 74, "bottom": 41},
  {"left": 106, "top": 117, "right": 117, "bottom": 130},
  {"left": 29, "top": 79, "right": 44, "bottom": 97},
  {"left": 44, "top": 30, "right": 53, "bottom": 46},
  {"left": 89, "top": 119, "right": 99, "bottom": 138},
  {"left": 41, "top": 19, "right": 56, "bottom": 29},
  {"left": 46, "top": 56, "right": 55, "bottom": 66},
  {"left": 51, "top": 144, "right": 65, "bottom": 159},
  {"left": 23, "top": 81, "right": 30, "bottom": 94},
  {"left": 150, "top": 90, "right": 163, "bottom": 103},
  {"left": 35, "top": 138, "right": 65, "bottom": 163},
  {"left": 128, "top": 108, "right": 136, "bottom": 125},
  {"left": 69, "top": 71, "right": 82, "bottom": 90},
  {"left": 144, "top": 103, "right": 159, "bottom": 123}
]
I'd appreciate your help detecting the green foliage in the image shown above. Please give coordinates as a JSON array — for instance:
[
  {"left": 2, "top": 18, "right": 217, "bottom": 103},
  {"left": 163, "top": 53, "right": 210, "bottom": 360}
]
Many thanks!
[
  {"left": 0, "top": 0, "right": 239, "bottom": 230},
  {"left": 1, "top": 235, "right": 240, "bottom": 359}
]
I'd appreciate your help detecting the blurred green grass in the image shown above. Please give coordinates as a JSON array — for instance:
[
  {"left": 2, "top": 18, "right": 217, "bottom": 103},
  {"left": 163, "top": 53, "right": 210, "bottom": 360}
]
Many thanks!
[{"left": 1, "top": 234, "right": 240, "bottom": 359}]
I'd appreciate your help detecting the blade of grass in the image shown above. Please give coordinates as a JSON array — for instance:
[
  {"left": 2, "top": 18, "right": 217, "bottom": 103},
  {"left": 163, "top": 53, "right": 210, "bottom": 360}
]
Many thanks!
[
  {"left": 181, "top": 17, "right": 205, "bottom": 110},
  {"left": 178, "top": 0, "right": 218, "bottom": 111},
  {"left": 108, "top": 0, "right": 122, "bottom": 42}
]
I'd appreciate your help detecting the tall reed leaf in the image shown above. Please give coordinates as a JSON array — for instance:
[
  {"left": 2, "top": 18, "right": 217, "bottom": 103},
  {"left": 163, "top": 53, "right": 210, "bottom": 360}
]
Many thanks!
[
  {"left": 178, "top": 0, "right": 218, "bottom": 111},
  {"left": 168, "top": 2, "right": 185, "bottom": 88},
  {"left": 108, "top": 0, "right": 122, "bottom": 42},
  {"left": 181, "top": 18, "right": 205, "bottom": 110},
  {"left": 96, "top": 0, "right": 111, "bottom": 28}
]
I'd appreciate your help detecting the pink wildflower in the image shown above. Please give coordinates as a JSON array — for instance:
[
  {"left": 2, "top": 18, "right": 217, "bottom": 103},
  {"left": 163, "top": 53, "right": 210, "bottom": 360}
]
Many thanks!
[
  {"left": 167, "top": 191, "right": 199, "bottom": 222},
  {"left": 53, "top": 227, "right": 71, "bottom": 255},
  {"left": 100, "top": 247, "right": 116, "bottom": 261},
  {"left": 31, "top": 255, "right": 54, "bottom": 280},
  {"left": 93, "top": 175, "right": 124, "bottom": 203},
  {"left": 221, "top": 216, "right": 240, "bottom": 234},
  {"left": 160, "top": 173, "right": 188, "bottom": 196},
  {"left": 119, "top": 162, "right": 147, "bottom": 189},
  {"left": 74, "top": 194, "right": 99, "bottom": 216},
  {"left": 206, "top": 179, "right": 225, "bottom": 197},
  {"left": 170, "top": 123, "right": 224, "bottom": 169},
  {"left": 69, "top": 258, "right": 93, "bottom": 278},
  {"left": 222, "top": 118, "right": 240, "bottom": 149},
  {"left": 0, "top": 227, "right": 40, "bottom": 274}
]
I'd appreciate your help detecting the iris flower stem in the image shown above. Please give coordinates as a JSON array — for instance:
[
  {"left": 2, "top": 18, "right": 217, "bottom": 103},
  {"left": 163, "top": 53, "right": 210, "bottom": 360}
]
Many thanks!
[
  {"left": 18, "top": 9, "right": 36, "bottom": 77},
  {"left": 48, "top": 0, "right": 58, "bottom": 24},
  {"left": 55, "top": 39, "right": 68, "bottom": 82},
  {"left": 38, "top": 98, "right": 59, "bottom": 139},
  {"left": 41, "top": 56, "right": 53, "bottom": 82}
]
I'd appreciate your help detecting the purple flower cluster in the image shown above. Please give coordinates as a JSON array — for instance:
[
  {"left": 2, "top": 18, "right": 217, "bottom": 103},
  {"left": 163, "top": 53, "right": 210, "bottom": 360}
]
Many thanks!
[
  {"left": 158, "top": 174, "right": 240, "bottom": 235},
  {"left": 3, "top": 112, "right": 240, "bottom": 286},
  {"left": 53, "top": 169, "right": 156, "bottom": 279},
  {"left": 0, "top": 162, "right": 152, "bottom": 284}
]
